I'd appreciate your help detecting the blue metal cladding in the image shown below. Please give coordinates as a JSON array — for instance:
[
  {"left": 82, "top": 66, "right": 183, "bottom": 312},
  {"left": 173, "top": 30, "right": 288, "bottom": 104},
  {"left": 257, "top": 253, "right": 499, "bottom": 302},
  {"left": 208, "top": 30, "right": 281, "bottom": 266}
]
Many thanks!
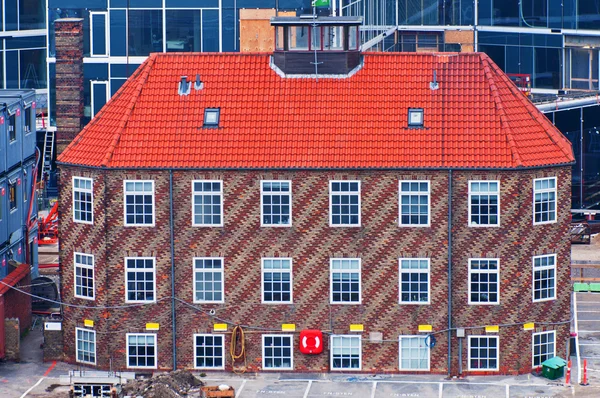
[{"left": 109, "top": 10, "right": 127, "bottom": 56}]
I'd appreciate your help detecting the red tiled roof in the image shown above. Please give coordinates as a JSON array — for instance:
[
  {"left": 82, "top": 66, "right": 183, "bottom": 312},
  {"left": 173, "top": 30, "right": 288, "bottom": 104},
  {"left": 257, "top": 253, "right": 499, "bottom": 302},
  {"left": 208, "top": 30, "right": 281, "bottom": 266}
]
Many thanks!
[{"left": 57, "top": 52, "right": 574, "bottom": 169}]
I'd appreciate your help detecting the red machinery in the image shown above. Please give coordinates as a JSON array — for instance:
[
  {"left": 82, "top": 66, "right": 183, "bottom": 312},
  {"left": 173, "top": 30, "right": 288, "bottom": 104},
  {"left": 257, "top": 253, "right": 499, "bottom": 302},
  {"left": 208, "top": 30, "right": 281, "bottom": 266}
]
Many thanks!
[{"left": 38, "top": 202, "right": 58, "bottom": 245}]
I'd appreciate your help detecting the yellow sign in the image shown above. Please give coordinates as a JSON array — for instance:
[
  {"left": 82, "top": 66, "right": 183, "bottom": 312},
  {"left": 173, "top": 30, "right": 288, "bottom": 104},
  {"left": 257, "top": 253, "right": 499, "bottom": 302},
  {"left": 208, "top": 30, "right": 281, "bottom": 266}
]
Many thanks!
[
  {"left": 146, "top": 323, "right": 160, "bottom": 331},
  {"left": 524, "top": 322, "right": 535, "bottom": 331},
  {"left": 282, "top": 324, "right": 296, "bottom": 332},
  {"left": 84, "top": 319, "right": 94, "bottom": 328},
  {"left": 485, "top": 325, "right": 499, "bottom": 333},
  {"left": 418, "top": 324, "right": 432, "bottom": 333},
  {"left": 350, "top": 324, "right": 364, "bottom": 332},
  {"left": 213, "top": 323, "right": 228, "bottom": 331}
]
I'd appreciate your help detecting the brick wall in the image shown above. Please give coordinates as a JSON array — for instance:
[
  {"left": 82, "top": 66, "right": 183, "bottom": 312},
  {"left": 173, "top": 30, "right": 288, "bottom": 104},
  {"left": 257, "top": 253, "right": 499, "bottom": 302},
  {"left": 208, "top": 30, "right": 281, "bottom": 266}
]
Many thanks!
[
  {"left": 0, "top": 262, "right": 32, "bottom": 360},
  {"left": 43, "top": 327, "right": 64, "bottom": 362},
  {"left": 58, "top": 165, "right": 571, "bottom": 375},
  {"left": 54, "top": 18, "right": 84, "bottom": 154},
  {"left": 4, "top": 318, "right": 20, "bottom": 361}
]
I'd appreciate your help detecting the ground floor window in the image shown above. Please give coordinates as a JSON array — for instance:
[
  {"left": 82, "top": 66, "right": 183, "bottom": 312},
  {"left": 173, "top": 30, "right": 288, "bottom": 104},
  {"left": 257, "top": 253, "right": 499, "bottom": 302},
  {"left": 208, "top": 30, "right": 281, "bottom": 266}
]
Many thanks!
[
  {"left": 126, "top": 333, "right": 157, "bottom": 369},
  {"left": 399, "top": 335, "right": 430, "bottom": 370},
  {"left": 262, "top": 334, "right": 293, "bottom": 370},
  {"left": 194, "top": 334, "right": 224, "bottom": 369},
  {"left": 468, "top": 336, "right": 498, "bottom": 371},
  {"left": 532, "top": 331, "right": 555, "bottom": 367},
  {"left": 331, "top": 335, "right": 361, "bottom": 370},
  {"left": 76, "top": 328, "right": 96, "bottom": 365}
]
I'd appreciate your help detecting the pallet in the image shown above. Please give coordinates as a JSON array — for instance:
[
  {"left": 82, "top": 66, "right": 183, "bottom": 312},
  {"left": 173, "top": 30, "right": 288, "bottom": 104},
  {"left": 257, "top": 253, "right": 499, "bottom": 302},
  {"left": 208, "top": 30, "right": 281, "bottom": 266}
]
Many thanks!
[{"left": 201, "top": 386, "right": 235, "bottom": 398}]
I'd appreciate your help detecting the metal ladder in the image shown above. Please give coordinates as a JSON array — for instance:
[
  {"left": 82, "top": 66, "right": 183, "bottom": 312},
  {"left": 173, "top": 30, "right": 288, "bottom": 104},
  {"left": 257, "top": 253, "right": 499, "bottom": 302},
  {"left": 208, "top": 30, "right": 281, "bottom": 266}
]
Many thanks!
[{"left": 42, "top": 130, "right": 55, "bottom": 178}]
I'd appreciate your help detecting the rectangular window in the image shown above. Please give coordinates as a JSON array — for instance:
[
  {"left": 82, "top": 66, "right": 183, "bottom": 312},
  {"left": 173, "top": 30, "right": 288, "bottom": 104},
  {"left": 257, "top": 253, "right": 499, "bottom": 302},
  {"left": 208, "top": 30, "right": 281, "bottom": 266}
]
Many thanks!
[
  {"left": 262, "top": 335, "right": 293, "bottom": 370},
  {"left": 399, "top": 336, "right": 430, "bottom": 371},
  {"left": 127, "top": 333, "right": 157, "bottom": 369},
  {"left": 399, "top": 258, "right": 430, "bottom": 304},
  {"left": 469, "top": 259, "right": 499, "bottom": 305},
  {"left": 329, "top": 181, "right": 360, "bottom": 226},
  {"left": 533, "top": 177, "right": 557, "bottom": 224},
  {"left": 261, "top": 181, "right": 291, "bottom": 226},
  {"left": 125, "top": 257, "right": 156, "bottom": 303},
  {"left": 533, "top": 254, "right": 556, "bottom": 302},
  {"left": 469, "top": 181, "right": 500, "bottom": 226},
  {"left": 331, "top": 335, "right": 361, "bottom": 370},
  {"left": 262, "top": 258, "right": 292, "bottom": 303},
  {"left": 91, "top": 81, "right": 109, "bottom": 118},
  {"left": 330, "top": 258, "right": 361, "bottom": 304},
  {"left": 193, "top": 258, "right": 224, "bottom": 303},
  {"left": 73, "top": 177, "right": 93, "bottom": 224},
  {"left": 90, "top": 12, "right": 108, "bottom": 57},
  {"left": 24, "top": 107, "right": 32, "bottom": 133},
  {"left": 468, "top": 336, "right": 499, "bottom": 371},
  {"left": 194, "top": 334, "right": 224, "bottom": 369},
  {"left": 9, "top": 114, "right": 15, "bottom": 141},
  {"left": 76, "top": 328, "right": 96, "bottom": 365},
  {"left": 532, "top": 331, "right": 556, "bottom": 367},
  {"left": 124, "top": 180, "right": 155, "bottom": 226},
  {"left": 192, "top": 180, "right": 223, "bottom": 226},
  {"left": 9, "top": 181, "right": 16, "bottom": 211},
  {"left": 399, "top": 181, "right": 430, "bottom": 226},
  {"left": 74, "top": 253, "right": 95, "bottom": 300}
]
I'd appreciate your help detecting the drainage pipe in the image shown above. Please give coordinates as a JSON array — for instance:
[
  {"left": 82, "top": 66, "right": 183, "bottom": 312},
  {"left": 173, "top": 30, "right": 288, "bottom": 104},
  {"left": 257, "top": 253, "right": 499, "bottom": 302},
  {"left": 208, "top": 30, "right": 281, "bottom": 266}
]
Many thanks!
[
  {"left": 169, "top": 170, "right": 177, "bottom": 369},
  {"left": 447, "top": 169, "right": 453, "bottom": 377}
]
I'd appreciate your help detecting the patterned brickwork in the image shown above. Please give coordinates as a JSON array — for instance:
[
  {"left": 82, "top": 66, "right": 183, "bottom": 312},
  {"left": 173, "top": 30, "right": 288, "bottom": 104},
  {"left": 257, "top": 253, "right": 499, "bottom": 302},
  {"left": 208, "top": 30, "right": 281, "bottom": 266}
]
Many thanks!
[{"left": 58, "top": 165, "right": 571, "bottom": 375}]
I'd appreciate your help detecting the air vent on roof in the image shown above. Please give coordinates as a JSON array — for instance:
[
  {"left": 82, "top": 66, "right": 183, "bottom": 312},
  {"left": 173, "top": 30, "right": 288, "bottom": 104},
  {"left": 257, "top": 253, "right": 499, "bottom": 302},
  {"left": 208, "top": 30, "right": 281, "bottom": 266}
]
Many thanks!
[
  {"left": 430, "top": 71, "right": 439, "bottom": 91},
  {"left": 195, "top": 74, "right": 204, "bottom": 90},
  {"left": 178, "top": 76, "right": 190, "bottom": 95}
]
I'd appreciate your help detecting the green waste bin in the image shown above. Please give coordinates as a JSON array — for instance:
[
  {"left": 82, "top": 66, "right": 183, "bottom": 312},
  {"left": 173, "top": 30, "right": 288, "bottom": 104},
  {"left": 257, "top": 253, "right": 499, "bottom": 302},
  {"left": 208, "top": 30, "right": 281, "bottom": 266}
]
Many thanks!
[{"left": 541, "top": 356, "right": 567, "bottom": 380}]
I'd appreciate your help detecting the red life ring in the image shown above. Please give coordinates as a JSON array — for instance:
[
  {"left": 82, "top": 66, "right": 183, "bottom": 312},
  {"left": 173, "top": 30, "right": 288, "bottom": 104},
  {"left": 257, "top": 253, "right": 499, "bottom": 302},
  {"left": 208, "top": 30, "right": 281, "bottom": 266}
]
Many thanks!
[{"left": 299, "top": 330, "right": 323, "bottom": 354}]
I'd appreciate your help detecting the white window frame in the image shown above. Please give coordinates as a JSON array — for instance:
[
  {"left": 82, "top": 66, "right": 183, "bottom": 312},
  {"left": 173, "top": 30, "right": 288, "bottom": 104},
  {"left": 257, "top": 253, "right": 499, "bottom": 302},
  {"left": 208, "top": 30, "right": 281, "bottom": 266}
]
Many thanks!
[
  {"left": 532, "top": 254, "right": 557, "bottom": 302},
  {"left": 193, "top": 257, "right": 224, "bottom": 304},
  {"left": 72, "top": 177, "right": 93, "bottom": 224},
  {"left": 262, "top": 334, "right": 294, "bottom": 370},
  {"left": 468, "top": 335, "right": 499, "bottom": 371},
  {"left": 192, "top": 180, "right": 223, "bottom": 227},
  {"left": 90, "top": 11, "right": 109, "bottom": 57},
  {"left": 194, "top": 334, "right": 225, "bottom": 370},
  {"left": 329, "top": 180, "right": 361, "bottom": 227},
  {"left": 468, "top": 180, "right": 500, "bottom": 227},
  {"left": 398, "top": 335, "right": 430, "bottom": 371},
  {"left": 468, "top": 258, "right": 500, "bottom": 305},
  {"left": 533, "top": 177, "right": 557, "bottom": 225},
  {"left": 399, "top": 180, "right": 431, "bottom": 227},
  {"left": 330, "top": 335, "right": 362, "bottom": 370},
  {"left": 399, "top": 258, "right": 430, "bottom": 305},
  {"left": 126, "top": 333, "right": 157, "bottom": 369},
  {"left": 125, "top": 257, "right": 156, "bottom": 303},
  {"left": 74, "top": 252, "right": 95, "bottom": 300},
  {"left": 90, "top": 81, "right": 109, "bottom": 119},
  {"left": 261, "top": 258, "right": 293, "bottom": 304},
  {"left": 330, "top": 258, "right": 361, "bottom": 304},
  {"left": 532, "top": 330, "right": 556, "bottom": 368},
  {"left": 123, "top": 180, "right": 155, "bottom": 227},
  {"left": 260, "top": 180, "right": 292, "bottom": 227},
  {"left": 76, "top": 327, "right": 96, "bottom": 365}
]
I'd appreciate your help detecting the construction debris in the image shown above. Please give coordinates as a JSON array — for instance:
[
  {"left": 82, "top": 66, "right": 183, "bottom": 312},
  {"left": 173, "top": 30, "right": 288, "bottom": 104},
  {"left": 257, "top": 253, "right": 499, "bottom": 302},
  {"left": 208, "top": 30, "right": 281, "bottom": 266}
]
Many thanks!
[{"left": 121, "top": 370, "right": 204, "bottom": 397}]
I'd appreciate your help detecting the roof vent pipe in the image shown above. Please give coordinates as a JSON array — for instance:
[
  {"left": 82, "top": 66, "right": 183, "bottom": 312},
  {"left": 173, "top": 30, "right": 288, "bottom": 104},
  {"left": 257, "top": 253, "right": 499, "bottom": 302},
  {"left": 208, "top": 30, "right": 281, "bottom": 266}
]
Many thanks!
[
  {"left": 194, "top": 74, "right": 204, "bottom": 90},
  {"left": 178, "top": 76, "right": 190, "bottom": 95},
  {"left": 430, "top": 71, "right": 439, "bottom": 91}
]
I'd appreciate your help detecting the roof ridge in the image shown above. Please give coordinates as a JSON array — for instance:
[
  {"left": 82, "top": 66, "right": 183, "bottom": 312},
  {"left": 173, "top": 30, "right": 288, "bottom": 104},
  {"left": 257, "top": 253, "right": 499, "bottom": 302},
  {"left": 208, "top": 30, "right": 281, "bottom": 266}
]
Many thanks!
[
  {"left": 100, "top": 54, "right": 157, "bottom": 167},
  {"left": 486, "top": 59, "right": 574, "bottom": 164},
  {"left": 480, "top": 54, "right": 523, "bottom": 167}
]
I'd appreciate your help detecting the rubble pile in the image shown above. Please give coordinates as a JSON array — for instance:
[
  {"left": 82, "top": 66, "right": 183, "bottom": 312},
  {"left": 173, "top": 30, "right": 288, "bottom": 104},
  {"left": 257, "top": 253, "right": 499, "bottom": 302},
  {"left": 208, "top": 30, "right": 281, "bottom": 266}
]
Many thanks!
[{"left": 122, "top": 370, "right": 204, "bottom": 397}]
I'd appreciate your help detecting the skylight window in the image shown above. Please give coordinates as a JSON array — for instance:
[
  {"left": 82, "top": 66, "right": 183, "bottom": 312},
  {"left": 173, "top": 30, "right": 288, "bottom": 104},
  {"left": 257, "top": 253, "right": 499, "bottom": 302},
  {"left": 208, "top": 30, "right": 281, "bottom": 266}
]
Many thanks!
[
  {"left": 408, "top": 108, "right": 424, "bottom": 127},
  {"left": 204, "top": 108, "right": 220, "bottom": 128}
]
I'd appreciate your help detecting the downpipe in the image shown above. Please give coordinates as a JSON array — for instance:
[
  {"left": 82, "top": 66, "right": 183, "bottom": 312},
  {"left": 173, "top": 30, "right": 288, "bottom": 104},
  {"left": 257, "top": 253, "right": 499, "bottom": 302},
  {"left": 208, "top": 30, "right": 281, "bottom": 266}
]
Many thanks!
[
  {"left": 447, "top": 169, "right": 453, "bottom": 377},
  {"left": 169, "top": 170, "right": 177, "bottom": 369}
]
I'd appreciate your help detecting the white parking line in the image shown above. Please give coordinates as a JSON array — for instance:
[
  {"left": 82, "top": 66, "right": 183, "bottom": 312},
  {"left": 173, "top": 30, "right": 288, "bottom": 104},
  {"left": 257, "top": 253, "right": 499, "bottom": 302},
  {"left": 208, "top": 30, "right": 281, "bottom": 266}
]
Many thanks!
[
  {"left": 235, "top": 380, "right": 247, "bottom": 398},
  {"left": 19, "top": 377, "right": 45, "bottom": 398},
  {"left": 370, "top": 381, "right": 377, "bottom": 398},
  {"left": 578, "top": 343, "right": 600, "bottom": 346},
  {"left": 438, "top": 383, "right": 443, "bottom": 398},
  {"left": 303, "top": 380, "right": 312, "bottom": 398},
  {"left": 506, "top": 384, "right": 509, "bottom": 398}
]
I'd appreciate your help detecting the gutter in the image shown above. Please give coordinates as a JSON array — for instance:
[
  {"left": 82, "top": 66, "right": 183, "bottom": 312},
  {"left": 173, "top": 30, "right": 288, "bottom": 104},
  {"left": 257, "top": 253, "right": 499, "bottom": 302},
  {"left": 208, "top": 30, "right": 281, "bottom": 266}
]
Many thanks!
[
  {"left": 169, "top": 170, "right": 177, "bottom": 369},
  {"left": 447, "top": 169, "right": 453, "bottom": 377},
  {"left": 537, "top": 96, "right": 600, "bottom": 113}
]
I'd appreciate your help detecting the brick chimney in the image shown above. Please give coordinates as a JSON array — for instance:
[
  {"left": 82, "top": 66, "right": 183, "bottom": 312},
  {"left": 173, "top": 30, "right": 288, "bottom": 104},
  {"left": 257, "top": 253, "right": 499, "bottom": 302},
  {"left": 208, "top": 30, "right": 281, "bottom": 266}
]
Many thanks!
[{"left": 54, "top": 18, "right": 84, "bottom": 154}]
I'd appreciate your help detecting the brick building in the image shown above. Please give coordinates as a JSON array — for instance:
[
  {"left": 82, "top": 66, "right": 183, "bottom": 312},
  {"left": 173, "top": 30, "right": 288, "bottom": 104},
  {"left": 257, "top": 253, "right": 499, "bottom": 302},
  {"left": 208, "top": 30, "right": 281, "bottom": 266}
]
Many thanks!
[{"left": 56, "top": 18, "right": 573, "bottom": 375}]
